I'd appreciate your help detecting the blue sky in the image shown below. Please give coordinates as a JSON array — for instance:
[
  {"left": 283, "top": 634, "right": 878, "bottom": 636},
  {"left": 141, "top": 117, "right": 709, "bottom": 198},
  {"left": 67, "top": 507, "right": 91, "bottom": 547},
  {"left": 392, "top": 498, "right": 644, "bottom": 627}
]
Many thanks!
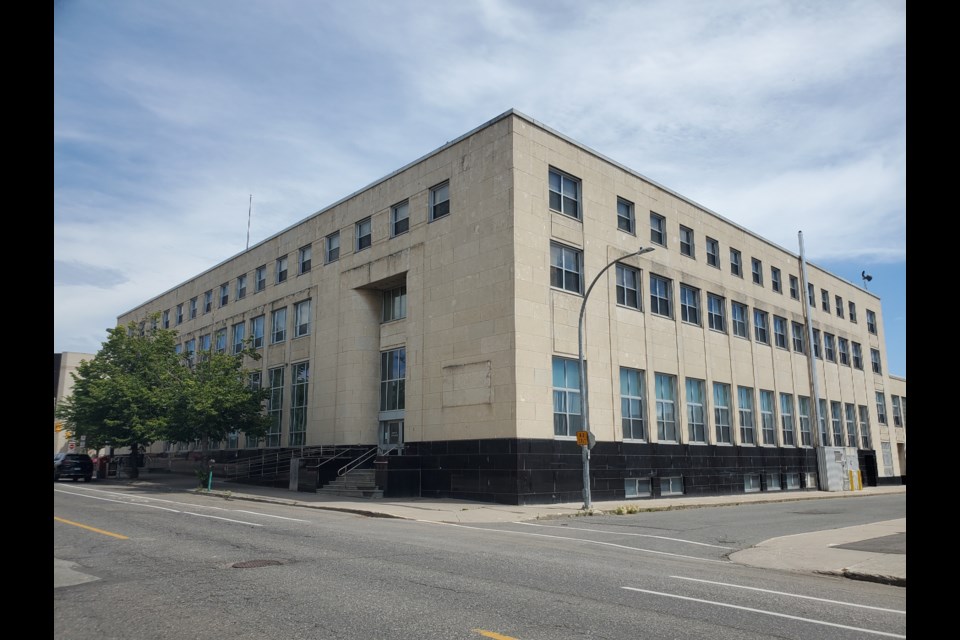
[{"left": 54, "top": 0, "right": 906, "bottom": 377}]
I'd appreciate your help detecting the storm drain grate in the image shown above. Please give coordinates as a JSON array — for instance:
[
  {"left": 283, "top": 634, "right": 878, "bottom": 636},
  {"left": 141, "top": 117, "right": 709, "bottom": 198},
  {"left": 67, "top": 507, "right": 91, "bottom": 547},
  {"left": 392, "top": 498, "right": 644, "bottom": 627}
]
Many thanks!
[{"left": 232, "top": 560, "right": 282, "bottom": 569}]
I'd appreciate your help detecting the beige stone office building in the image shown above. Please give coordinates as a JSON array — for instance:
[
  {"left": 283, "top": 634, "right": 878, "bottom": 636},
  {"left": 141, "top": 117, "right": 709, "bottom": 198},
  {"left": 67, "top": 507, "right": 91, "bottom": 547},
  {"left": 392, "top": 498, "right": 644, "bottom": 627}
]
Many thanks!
[
  {"left": 119, "top": 110, "right": 906, "bottom": 504},
  {"left": 54, "top": 352, "right": 96, "bottom": 454}
]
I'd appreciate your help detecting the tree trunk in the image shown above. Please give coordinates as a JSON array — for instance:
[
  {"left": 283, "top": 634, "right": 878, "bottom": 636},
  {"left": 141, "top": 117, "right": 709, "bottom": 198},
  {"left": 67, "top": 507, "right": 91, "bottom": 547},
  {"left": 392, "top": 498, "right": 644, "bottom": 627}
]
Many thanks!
[{"left": 128, "top": 442, "right": 140, "bottom": 479}]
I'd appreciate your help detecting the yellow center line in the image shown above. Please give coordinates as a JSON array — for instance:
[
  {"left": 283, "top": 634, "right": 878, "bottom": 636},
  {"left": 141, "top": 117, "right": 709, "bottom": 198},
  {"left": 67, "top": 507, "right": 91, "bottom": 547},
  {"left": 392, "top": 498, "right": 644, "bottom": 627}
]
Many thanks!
[
  {"left": 472, "top": 630, "right": 519, "bottom": 640},
  {"left": 54, "top": 516, "right": 129, "bottom": 539}
]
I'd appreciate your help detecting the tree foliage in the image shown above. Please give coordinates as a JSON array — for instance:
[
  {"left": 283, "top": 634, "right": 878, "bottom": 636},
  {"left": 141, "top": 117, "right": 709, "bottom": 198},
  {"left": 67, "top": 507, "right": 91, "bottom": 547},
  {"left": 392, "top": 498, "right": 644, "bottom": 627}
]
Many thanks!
[{"left": 56, "top": 317, "right": 269, "bottom": 476}]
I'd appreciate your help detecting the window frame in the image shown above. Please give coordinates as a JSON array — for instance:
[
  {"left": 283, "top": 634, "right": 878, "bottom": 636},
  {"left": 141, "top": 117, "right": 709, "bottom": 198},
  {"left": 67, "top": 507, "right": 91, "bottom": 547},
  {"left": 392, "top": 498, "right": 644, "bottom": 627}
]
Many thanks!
[
  {"left": 298, "top": 245, "right": 312, "bottom": 275},
  {"left": 276, "top": 256, "right": 288, "bottom": 284},
  {"left": 707, "top": 293, "right": 726, "bottom": 332},
  {"left": 255, "top": 265, "right": 266, "bottom": 292},
  {"left": 821, "top": 288, "right": 830, "bottom": 312},
  {"left": 823, "top": 332, "right": 836, "bottom": 362},
  {"left": 615, "top": 264, "right": 641, "bottom": 310},
  {"left": 382, "top": 286, "right": 408, "bottom": 323},
  {"left": 289, "top": 362, "right": 309, "bottom": 447},
  {"left": 780, "top": 393, "right": 796, "bottom": 447},
  {"left": 649, "top": 273, "right": 673, "bottom": 318},
  {"left": 773, "top": 315, "right": 788, "bottom": 349},
  {"left": 219, "top": 283, "right": 229, "bottom": 307},
  {"left": 271, "top": 307, "right": 287, "bottom": 344},
  {"left": 650, "top": 212, "right": 666, "bottom": 247},
  {"left": 232, "top": 321, "right": 245, "bottom": 354},
  {"left": 380, "top": 348, "right": 407, "bottom": 412},
  {"left": 548, "top": 169, "right": 580, "bottom": 220},
  {"left": 654, "top": 372, "right": 678, "bottom": 442},
  {"left": 706, "top": 237, "right": 720, "bottom": 268},
  {"left": 294, "top": 299, "right": 311, "bottom": 338},
  {"left": 759, "top": 389, "right": 776, "bottom": 445},
  {"left": 835, "top": 295, "right": 844, "bottom": 318},
  {"left": 550, "top": 242, "right": 583, "bottom": 295},
  {"left": 870, "top": 348, "right": 882, "bottom": 374},
  {"left": 852, "top": 342, "right": 863, "bottom": 369},
  {"left": 751, "top": 258, "right": 763, "bottom": 285},
  {"left": 789, "top": 275, "right": 799, "bottom": 300},
  {"left": 251, "top": 315, "right": 264, "bottom": 349},
  {"left": 679, "top": 225, "right": 695, "bottom": 258},
  {"left": 203, "top": 290, "right": 213, "bottom": 314},
  {"left": 771, "top": 267, "right": 782, "bottom": 293},
  {"left": 866, "top": 309, "right": 877, "bottom": 334},
  {"left": 620, "top": 367, "right": 646, "bottom": 441},
  {"left": 236, "top": 274, "right": 247, "bottom": 300},
  {"left": 356, "top": 217, "right": 372, "bottom": 252},
  {"left": 713, "top": 382, "right": 732, "bottom": 444},
  {"left": 616, "top": 197, "right": 635, "bottom": 234},
  {"left": 876, "top": 391, "right": 887, "bottom": 424},
  {"left": 391, "top": 200, "right": 410, "bottom": 237},
  {"left": 737, "top": 385, "right": 756, "bottom": 445},
  {"left": 685, "top": 377, "right": 706, "bottom": 443},
  {"left": 753, "top": 308, "right": 769, "bottom": 344},
  {"left": 429, "top": 181, "right": 450, "bottom": 222},
  {"left": 730, "top": 248, "right": 742, "bottom": 277},
  {"left": 553, "top": 356, "right": 581, "bottom": 438},
  {"left": 679, "top": 284, "right": 700, "bottom": 325},
  {"left": 731, "top": 301, "right": 748, "bottom": 338},
  {"left": 325, "top": 231, "right": 340, "bottom": 263}
]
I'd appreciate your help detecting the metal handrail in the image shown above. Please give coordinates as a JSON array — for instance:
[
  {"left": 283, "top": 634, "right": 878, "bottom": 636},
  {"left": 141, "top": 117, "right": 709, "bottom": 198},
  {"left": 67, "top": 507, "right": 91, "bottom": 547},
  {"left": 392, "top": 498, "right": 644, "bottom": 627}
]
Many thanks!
[
  {"left": 313, "top": 447, "right": 363, "bottom": 469},
  {"left": 337, "top": 446, "right": 378, "bottom": 477}
]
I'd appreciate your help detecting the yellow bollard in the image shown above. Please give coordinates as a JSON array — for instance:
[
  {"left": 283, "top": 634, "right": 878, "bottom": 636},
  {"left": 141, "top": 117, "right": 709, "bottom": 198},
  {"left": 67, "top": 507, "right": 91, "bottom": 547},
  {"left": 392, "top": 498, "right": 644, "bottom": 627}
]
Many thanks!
[{"left": 857, "top": 470, "right": 863, "bottom": 490}]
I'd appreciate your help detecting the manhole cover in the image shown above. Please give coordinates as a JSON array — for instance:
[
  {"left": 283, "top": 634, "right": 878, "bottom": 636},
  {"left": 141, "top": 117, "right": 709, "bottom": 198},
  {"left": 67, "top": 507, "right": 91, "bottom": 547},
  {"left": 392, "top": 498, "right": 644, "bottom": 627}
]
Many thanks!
[{"left": 232, "top": 560, "right": 282, "bottom": 569}]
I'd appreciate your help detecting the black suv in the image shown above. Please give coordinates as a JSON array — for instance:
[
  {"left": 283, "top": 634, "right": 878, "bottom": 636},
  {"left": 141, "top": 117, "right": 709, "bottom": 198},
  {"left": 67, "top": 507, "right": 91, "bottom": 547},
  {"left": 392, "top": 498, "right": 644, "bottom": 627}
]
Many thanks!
[{"left": 54, "top": 453, "right": 93, "bottom": 482}]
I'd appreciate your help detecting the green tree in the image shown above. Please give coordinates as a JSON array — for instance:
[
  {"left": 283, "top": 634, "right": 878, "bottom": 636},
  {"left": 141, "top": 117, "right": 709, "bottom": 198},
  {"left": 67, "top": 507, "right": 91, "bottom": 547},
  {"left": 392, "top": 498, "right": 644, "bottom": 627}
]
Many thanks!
[
  {"left": 167, "top": 344, "right": 270, "bottom": 450},
  {"left": 55, "top": 318, "right": 183, "bottom": 478}
]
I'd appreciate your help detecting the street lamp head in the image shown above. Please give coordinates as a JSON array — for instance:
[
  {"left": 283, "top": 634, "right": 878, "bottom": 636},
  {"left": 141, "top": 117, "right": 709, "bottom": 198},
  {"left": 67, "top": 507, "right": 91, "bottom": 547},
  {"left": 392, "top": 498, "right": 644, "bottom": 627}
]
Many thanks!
[{"left": 636, "top": 246, "right": 656, "bottom": 256}]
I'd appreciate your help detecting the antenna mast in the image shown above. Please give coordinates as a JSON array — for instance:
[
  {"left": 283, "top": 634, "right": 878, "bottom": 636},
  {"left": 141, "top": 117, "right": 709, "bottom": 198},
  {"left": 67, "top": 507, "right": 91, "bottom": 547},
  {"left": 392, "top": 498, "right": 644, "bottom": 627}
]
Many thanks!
[{"left": 246, "top": 194, "right": 252, "bottom": 250}]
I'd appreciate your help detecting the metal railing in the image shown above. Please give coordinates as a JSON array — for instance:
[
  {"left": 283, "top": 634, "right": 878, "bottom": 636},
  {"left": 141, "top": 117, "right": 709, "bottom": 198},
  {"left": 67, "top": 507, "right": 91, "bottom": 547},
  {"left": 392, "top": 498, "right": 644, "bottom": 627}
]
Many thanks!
[{"left": 337, "top": 446, "right": 378, "bottom": 477}]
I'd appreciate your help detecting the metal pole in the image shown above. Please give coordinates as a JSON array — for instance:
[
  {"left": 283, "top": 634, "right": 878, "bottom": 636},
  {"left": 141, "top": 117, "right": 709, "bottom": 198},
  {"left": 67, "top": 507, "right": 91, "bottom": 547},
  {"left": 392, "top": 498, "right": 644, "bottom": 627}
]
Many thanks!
[{"left": 578, "top": 247, "right": 655, "bottom": 510}]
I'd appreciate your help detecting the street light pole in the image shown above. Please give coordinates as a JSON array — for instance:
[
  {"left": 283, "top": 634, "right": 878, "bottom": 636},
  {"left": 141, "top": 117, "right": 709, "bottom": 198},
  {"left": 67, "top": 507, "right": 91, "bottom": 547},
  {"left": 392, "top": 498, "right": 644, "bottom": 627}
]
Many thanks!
[{"left": 578, "top": 246, "right": 656, "bottom": 510}]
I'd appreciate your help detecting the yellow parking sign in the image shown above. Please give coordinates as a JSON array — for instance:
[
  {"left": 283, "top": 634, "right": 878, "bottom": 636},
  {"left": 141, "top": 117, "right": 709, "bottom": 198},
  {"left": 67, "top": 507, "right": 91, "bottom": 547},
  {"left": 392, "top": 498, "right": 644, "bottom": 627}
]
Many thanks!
[{"left": 576, "top": 431, "right": 589, "bottom": 446}]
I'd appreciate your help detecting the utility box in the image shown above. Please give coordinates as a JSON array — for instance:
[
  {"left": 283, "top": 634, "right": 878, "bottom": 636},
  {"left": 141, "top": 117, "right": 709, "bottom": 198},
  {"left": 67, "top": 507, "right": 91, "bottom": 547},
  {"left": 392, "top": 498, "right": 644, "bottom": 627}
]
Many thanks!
[{"left": 817, "top": 447, "right": 862, "bottom": 492}]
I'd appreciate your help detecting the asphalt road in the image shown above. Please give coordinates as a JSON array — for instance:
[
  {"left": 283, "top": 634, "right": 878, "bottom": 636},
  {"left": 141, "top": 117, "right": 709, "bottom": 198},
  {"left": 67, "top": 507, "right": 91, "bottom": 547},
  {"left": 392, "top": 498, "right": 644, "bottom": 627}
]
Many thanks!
[{"left": 55, "top": 485, "right": 906, "bottom": 640}]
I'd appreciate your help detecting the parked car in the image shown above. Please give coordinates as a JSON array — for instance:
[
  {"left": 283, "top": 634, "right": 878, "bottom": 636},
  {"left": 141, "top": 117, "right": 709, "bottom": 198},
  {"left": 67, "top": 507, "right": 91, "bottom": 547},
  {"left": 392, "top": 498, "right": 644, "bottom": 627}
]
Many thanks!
[{"left": 54, "top": 452, "right": 93, "bottom": 482}]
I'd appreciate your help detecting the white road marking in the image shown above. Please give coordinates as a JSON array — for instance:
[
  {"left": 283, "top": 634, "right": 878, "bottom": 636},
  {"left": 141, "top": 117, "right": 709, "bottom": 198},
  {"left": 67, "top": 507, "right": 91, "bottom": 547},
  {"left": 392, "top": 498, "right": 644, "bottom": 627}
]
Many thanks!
[
  {"left": 516, "top": 522, "right": 734, "bottom": 549},
  {"left": 670, "top": 576, "right": 906, "bottom": 614},
  {"left": 622, "top": 587, "right": 905, "bottom": 638}
]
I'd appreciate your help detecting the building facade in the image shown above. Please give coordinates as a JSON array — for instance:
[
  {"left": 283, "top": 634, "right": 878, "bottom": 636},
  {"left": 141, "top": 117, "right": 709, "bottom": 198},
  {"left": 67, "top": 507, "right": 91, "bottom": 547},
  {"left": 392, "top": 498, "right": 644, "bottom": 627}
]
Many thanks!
[
  {"left": 118, "top": 110, "right": 905, "bottom": 504},
  {"left": 54, "top": 352, "right": 96, "bottom": 454}
]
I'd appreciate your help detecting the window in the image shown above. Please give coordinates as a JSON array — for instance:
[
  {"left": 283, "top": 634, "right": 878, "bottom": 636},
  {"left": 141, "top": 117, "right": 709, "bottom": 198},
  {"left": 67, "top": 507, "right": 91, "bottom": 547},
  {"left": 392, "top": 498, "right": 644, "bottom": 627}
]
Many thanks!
[
  {"left": 870, "top": 348, "right": 882, "bottom": 374},
  {"left": 649, "top": 274, "right": 672, "bottom": 318},
  {"left": 706, "top": 237, "right": 719, "bottom": 268},
  {"left": 892, "top": 396, "right": 903, "bottom": 427},
  {"left": 624, "top": 478, "right": 652, "bottom": 498},
  {"left": 215, "top": 329, "right": 226, "bottom": 354},
  {"left": 356, "top": 218, "right": 372, "bottom": 251},
  {"left": 713, "top": 382, "right": 732, "bottom": 444},
  {"left": 255, "top": 265, "right": 266, "bottom": 292},
  {"left": 765, "top": 473, "right": 782, "bottom": 491},
  {"left": 325, "top": 232, "right": 340, "bottom": 263},
  {"left": 798, "top": 396, "right": 812, "bottom": 447},
  {"left": 685, "top": 378, "right": 706, "bottom": 443},
  {"left": 294, "top": 299, "right": 311, "bottom": 337},
  {"left": 250, "top": 316, "right": 264, "bottom": 349},
  {"left": 849, "top": 301, "right": 857, "bottom": 323},
  {"left": 730, "top": 249, "right": 742, "bottom": 277},
  {"left": 189, "top": 297, "right": 198, "bottom": 319},
  {"left": 271, "top": 307, "right": 287, "bottom": 344},
  {"left": 392, "top": 201, "right": 409, "bottom": 236},
  {"left": 821, "top": 289, "right": 830, "bottom": 312},
  {"left": 751, "top": 258, "right": 763, "bottom": 285},
  {"left": 650, "top": 212, "right": 666, "bottom": 246},
  {"left": 737, "top": 386, "right": 756, "bottom": 445},
  {"left": 851, "top": 342, "right": 863, "bottom": 369},
  {"left": 176, "top": 304, "right": 183, "bottom": 325},
  {"left": 744, "top": 473, "right": 761, "bottom": 493},
  {"left": 550, "top": 243, "right": 583, "bottom": 294},
  {"left": 823, "top": 333, "right": 836, "bottom": 362},
  {"left": 773, "top": 315, "right": 787, "bottom": 349},
  {"left": 617, "top": 197, "right": 634, "bottom": 233},
  {"left": 232, "top": 322, "right": 245, "bottom": 354},
  {"left": 203, "top": 290, "right": 213, "bottom": 314},
  {"left": 753, "top": 309, "right": 769, "bottom": 344},
  {"left": 812, "top": 329, "right": 822, "bottom": 359},
  {"left": 791, "top": 321, "right": 805, "bottom": 353},
  {"left": 780, "top": 393, "right": 796, "bottom": 447},
  {"left": 185, "top": 338, "right": 196, "bottom": 367},
  {"left": 655, "top": 373, "right": 678, "bottom": 441},
  {"left": 620, "top": 367, "right": 646, "bottom": 440},
  {"left": 298, "top": 245, "right": 312, "bottom": 274},
  {"left": 785, "top": 473, "right": 800, "bottom": 490},
  {"left": 858, "top": 405, "right": 871, "bottom": 449},
  {"left": 759, "top": 390, "right": 776, "bottom": 445},
  {"left": 731, "top": 302, "right": 748, "bottom": 338},
  {"left": 266, "top": 367, "right": 284, "bottom": 447},
  {"left": 430, "top": 181, "right": 451, "bottom": 221},
  {"left": 553, "top": 357, "right": 581, "bottom": 437},
  {"left": 866, "top": 309, "right": 877, "bottom": 334},
  {"left": 876, "top": 392, "right": 887, "bottom": 424},
  {"left": 616, "top": 264, "right": 641, "bottom": 310},
  {"left": 219, "top": 283, "right": 229, "bottom": 307},
  {"left": 548, "top": 170, "right": 579, "bottom": 219},
  {"left": 707, "top": 293, "right": 726, "bottom": 332},
  {"left": 845, "top": 403, "right": 858, "bottom": 448},
  {"left": 679, "top": 225, "right": 694, "bottom": 257},
  {"left": 199, "top": 333, "right": 211, "bottom": 353},
  {"left": 276, "top": 256, "right": 288, "bottom": 283},
  {"left": 789, "top": 275, "right": 799, "bottom": 300},
  {"left": 162, "top": 309, "right": 170, "bottom": 329},
  {"left": 830, "top": 401, "right": 843, "bottom": 446},
  {"left": 807, "top": 283, "right": 815, "bottom": 306},
  {"left": 660, "top": 476, "right": 684, "bottom": 496},
  {"left": 680, "top": 284, "right": 700, "bottom": 325},
  {"left": 382, "top": 286, "right": 407, "bottom": 322},
  {"left": 837, "top": 338, "right": 850, "bottom": 365},
  {"left": 289, "top": 362, "right": 308, "bottom": 447},
  {"left": 236, "top": 274, "right": 247, "bottom": 300},
  {"left": 835, "top": 295, "right": 844, "bottom": 318},
  {"left": 771, "top": 267, "right": 782, "bottom": 293},
  {"left": 380, "top": 348, "right": 407, "bottom": 412}
]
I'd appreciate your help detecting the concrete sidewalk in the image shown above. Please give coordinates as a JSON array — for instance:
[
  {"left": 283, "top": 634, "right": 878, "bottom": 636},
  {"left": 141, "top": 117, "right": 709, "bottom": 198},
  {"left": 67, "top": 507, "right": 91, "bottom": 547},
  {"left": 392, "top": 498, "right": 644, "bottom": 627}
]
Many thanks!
[{"left": 87, "top": 472, "right": 906, "bottom": 587}]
